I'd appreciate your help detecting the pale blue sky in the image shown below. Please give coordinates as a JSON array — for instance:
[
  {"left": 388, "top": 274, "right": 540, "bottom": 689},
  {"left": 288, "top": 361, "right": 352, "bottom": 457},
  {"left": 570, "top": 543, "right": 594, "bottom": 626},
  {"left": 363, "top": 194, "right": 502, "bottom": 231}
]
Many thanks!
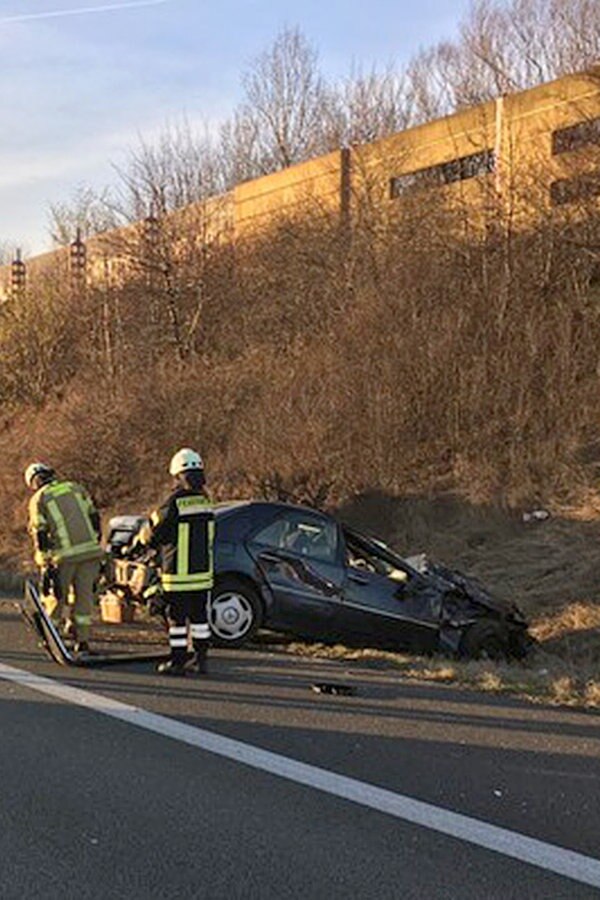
[{"left": 0, "top": 0, "right": 472, "bottom": 254}]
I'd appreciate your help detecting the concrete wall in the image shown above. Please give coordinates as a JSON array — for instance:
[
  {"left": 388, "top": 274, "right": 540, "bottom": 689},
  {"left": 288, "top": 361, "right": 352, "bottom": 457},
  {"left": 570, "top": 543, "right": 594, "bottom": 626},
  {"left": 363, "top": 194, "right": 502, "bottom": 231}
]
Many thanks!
[
  {"left": 1, "top": 68, "right": 599, "bottom": 299},
  {"left": 234, "top": 150, "right": 343, "bottom": 237}
]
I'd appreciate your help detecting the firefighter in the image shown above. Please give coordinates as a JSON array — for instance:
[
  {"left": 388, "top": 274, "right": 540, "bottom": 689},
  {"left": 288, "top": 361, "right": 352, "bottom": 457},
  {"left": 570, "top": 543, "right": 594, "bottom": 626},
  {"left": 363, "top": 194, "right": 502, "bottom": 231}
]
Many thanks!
[
  {"left": 25, "top": 462, "right": 103, "bottom": 654},
  {"left": 143, "top": 448, "right": 214, "bottom": 676}
]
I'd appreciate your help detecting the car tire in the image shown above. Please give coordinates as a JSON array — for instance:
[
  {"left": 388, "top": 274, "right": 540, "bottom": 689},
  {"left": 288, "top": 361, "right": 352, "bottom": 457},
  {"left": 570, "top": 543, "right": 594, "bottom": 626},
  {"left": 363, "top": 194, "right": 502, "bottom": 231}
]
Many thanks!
[
  {"left": 208, "top": 578, "right": 263, "bottom": 648},
  {"left": 460, "top": 619, "right": 510, "bottom": 661}
]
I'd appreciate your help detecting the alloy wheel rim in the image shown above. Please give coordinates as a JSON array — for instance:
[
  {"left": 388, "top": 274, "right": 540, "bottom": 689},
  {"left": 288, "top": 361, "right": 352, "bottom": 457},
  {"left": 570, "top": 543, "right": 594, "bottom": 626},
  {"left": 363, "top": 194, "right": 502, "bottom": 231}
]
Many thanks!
[{"left": 208, "top": 591, "right": 254, "bottom": 640}]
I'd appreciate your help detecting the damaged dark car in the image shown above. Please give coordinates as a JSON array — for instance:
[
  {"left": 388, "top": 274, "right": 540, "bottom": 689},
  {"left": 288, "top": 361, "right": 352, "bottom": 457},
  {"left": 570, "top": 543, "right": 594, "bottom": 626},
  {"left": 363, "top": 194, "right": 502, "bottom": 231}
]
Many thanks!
[
  {"left": 106, "top": 501, "right": 531, "bottom": 659},
  {"left": 204, "top": 501, "right": 531, "bottom": 659}
]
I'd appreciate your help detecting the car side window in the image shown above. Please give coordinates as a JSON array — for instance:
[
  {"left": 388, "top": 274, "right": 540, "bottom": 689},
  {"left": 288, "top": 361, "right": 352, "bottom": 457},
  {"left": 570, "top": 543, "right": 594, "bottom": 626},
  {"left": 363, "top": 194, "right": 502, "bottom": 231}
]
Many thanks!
[{"left": 253, "top": 512, "right": 339, "bottom": 563}]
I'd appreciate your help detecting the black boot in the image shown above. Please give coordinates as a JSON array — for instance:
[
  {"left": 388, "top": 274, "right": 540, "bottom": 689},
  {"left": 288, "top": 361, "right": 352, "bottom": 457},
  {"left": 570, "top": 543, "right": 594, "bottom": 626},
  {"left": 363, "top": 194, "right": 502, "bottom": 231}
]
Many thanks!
[
  {"left": 187, "top": 642, "right": 208, "bottom": 676},
  {"left": 157, "top": 650, "right": 187, "bottom": 677}
]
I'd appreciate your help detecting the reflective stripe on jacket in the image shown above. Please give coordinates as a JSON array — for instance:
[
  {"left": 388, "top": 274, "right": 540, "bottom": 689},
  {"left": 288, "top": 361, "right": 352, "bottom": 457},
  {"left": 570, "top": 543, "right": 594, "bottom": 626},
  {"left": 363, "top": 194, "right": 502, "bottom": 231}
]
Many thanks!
[
  {"left": 28, "top": 480, "right": 103, "bottom": 566},
  {"left": 147, "top": 490, "right": 214, "bottom": 594}
]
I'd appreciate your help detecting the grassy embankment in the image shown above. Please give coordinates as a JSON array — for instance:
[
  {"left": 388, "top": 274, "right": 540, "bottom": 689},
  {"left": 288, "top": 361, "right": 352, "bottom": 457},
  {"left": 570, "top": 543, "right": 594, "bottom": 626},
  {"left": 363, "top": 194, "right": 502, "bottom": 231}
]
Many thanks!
[{"left": 1, "top": 185, "right": 599, "bottom": 705}]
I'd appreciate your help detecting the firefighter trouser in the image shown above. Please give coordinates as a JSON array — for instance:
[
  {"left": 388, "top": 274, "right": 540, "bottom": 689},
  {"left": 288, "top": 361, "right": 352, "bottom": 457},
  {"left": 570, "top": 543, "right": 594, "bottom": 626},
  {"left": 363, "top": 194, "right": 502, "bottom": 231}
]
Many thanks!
[
  {"left": 43, "top": 558, "right": 100, "bottom": 642},
  {"left": 165, "top": 589, "right": 211, "bottom": 662}
]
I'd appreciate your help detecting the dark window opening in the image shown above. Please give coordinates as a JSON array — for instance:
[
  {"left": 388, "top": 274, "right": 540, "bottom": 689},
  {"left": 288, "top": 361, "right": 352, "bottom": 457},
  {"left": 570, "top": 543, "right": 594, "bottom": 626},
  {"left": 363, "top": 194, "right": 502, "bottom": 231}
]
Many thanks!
[
  {"left": 550, "top": 171, "right": 600, "bottom": 206},
  {"left": 390, "top": 149, "right": 495, "bottom": 199},
  {"left": 252, "top": 511, "right": 339, "bottom": 564},
  {"left": 552, "top": 117, "right": 600, "bottom": 155}
]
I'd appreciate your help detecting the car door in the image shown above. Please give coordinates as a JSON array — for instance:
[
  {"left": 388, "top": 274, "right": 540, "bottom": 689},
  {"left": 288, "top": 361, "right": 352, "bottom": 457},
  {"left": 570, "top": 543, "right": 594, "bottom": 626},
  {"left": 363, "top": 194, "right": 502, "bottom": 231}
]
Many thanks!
[
  {"left": 341, "top": 535, "right": 441, "bottom": 652},
  {"left": 247, "top": 509, "right": 345, "bottom": 638}
]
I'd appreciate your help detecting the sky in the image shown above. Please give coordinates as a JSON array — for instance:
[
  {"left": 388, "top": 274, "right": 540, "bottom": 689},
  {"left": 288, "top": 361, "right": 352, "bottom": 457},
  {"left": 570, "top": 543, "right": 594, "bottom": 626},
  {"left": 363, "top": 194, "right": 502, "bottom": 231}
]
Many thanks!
[{"left": 0, "top": 0, "right": 472, "bottom": 255}]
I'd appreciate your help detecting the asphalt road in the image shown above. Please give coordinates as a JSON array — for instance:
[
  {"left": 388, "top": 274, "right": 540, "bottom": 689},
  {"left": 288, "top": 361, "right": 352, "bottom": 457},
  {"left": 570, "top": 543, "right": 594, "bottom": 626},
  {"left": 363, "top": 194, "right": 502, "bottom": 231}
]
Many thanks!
[{"left": 1, "top": 600, "right": 600, "bottom": 899}]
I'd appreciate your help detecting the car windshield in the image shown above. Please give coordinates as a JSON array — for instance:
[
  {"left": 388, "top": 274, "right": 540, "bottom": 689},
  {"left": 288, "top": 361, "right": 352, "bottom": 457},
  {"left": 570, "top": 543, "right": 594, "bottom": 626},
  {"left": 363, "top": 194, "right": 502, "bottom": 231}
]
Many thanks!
[{"left": 345, "top": 534, "right": 411, "bottom": 583}]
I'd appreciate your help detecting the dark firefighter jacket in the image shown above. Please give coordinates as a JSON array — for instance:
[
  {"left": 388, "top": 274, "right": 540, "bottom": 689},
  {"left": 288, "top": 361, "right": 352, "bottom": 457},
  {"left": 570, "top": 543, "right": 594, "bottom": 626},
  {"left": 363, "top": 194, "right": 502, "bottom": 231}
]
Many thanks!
[{"left": 146, "top": 488, "right": 215, "bottom": 593}]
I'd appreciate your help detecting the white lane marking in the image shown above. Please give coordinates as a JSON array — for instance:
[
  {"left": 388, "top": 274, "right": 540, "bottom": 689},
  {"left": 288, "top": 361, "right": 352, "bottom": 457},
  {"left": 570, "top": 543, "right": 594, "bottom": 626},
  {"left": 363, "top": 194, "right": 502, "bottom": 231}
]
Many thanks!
[{"left": 1, "top": 662, "right": 600, "bottom": 890}]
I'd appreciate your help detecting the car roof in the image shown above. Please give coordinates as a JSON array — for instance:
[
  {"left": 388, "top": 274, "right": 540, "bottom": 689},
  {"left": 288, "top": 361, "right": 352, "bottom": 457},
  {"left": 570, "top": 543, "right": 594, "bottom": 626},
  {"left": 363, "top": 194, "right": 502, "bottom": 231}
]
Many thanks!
[{"left": 214, "top": 499, "right": 330, "bottom": 518}]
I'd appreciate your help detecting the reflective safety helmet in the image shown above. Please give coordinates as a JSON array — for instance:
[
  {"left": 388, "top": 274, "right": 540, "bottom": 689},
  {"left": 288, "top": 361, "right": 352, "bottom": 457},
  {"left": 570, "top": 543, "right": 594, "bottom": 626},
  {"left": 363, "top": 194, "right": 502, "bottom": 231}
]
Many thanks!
[
  {"left": 24, "top": 462, "right": 55, "bottom": 489},
  {"left": 169, "top": 448, "right": 204, "bottom": 477}
]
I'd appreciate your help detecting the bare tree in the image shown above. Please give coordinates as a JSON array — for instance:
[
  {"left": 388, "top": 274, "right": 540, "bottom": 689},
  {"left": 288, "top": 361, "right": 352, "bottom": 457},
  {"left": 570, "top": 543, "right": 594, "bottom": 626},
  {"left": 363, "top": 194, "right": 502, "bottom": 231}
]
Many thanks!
[
  {"left": 426, "top": 0, "right": 600, "bottom": 117},
  {"left": 48, "top": 185, "right": 118, "bottom": 247},
  {"left": 232, "top": 27, "right": 330, "bottom": 173},
  {"left": 113, "top": 119, "right": 222, "bottom": 219},
  {"left": 401, "top": 0, "right": 600, "bottom": 126},
  {"left": 49, "top": 120, "right": 221, "bottom": 250},
  {"left": 327, "top": 66, "right": 414, "bottom": 146},
  {"left": 218, "top": 109, "right": 263, "bottom": 187}
]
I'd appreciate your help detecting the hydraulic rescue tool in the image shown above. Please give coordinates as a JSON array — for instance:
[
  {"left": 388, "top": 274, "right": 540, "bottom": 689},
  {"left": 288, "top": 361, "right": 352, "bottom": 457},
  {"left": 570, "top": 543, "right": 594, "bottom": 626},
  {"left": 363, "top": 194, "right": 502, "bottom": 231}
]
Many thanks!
[{"left": 19, "top": 578, "right": 168, "bottom": 669}]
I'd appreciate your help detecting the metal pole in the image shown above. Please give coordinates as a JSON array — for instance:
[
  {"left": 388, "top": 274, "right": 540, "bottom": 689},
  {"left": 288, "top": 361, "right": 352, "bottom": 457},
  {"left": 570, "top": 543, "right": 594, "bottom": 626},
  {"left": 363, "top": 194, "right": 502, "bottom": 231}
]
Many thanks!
[{"left": 10, "top": 248, "right": 26, "bottom": 300}]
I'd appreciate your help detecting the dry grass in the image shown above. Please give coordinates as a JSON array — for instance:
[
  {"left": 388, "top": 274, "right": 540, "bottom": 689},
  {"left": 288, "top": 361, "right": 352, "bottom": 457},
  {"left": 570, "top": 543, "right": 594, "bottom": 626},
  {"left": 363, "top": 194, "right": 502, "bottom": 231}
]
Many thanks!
[
  {"left": 2, "top": 207, "right": 600, "bottom": 564},
  {"left": 1, "top": 174, "right": 599, "bottom": 700},
  {"left": 531, "top": 600, "right": 600, "bottom": 643},
  {"left": 258, "top": 600, "right": 600, "bottom": 711}
]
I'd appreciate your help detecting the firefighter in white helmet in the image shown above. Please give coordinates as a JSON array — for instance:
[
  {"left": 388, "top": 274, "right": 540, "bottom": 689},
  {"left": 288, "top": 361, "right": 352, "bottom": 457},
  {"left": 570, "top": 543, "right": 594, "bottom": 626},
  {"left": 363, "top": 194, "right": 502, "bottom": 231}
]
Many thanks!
[
  {"left": 141, "top": 449, "right": 214, "bottom": 676},
  {"left": 25, "top": 462, "right": 103, "bottom": 654}
]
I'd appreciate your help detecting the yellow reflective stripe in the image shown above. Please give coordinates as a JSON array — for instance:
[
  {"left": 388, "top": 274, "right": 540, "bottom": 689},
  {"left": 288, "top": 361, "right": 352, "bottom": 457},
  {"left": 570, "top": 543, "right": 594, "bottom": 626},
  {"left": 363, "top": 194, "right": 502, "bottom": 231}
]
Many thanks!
[
  {"left": 177, "top": 522, "right": 190, "bottom": 576},
  {"left": 162, "top": 576, "right": 213, "bottom": 590},
  {"left": 73, "top": 491, "right": 97, "bottom": 542},
  {"left": 209, "top": 519, "right": 215, "bottom": 570},
  {"left": 31, "top": 512, "right": 47, "bottom": 529},
  {"left": 43, "top": 483, "right": 101, "bottom": 559},
  {"left": 162, "top": 573, "right": 213, "bottom": 585},
  {"left": 30, "top": 495, "right": 48, "bottom": 530},
  {"left": 176, "top": 495, "right": 210, "bottom": 513},
  {"left": 46, "top": 498, "right": 71, "bottom": 549},
  {"left": 55, "top": 542, "right": 103, "bottom": 561},
  {"left": 44, "top": 482, "right": 72, "bottom": 498},
  {"left": 162, "top": 581, "right": 213, "bottom": 594}
]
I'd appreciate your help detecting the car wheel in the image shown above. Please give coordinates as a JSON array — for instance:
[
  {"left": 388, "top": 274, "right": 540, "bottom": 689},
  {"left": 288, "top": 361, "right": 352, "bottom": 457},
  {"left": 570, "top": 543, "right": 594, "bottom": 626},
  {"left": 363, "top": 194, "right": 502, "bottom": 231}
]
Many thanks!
[
  {"left": 208, "top": 578, "right": 262, "bottom": 648},
  {"left": 460, "top": 619, "right": 510, "bottom": 661}
]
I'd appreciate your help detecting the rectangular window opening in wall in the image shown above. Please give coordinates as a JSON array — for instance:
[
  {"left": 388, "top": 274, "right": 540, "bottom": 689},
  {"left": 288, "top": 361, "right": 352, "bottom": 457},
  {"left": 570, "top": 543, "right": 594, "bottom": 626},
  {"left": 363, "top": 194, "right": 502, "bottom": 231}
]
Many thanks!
[
  {"left": 390, "top": 149, "right": 495, "bottom": 199},
  {"left": 552, "top": 117, "right": 600, "bottom": 155},
  {"left": 550, "top": 171, "right": 600, "bottom": 206}
]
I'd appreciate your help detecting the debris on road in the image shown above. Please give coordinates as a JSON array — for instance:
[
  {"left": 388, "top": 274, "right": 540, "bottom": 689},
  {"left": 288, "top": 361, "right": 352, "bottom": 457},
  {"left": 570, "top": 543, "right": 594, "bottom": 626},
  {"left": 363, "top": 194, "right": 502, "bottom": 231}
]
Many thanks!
[{"left": 311, "top": 682, "right": 357, "bottom": 696}]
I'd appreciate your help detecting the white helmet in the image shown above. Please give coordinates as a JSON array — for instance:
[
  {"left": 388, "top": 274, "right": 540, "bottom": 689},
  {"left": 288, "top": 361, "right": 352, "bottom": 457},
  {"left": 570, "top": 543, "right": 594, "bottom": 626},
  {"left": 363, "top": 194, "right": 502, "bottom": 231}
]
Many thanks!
[
  {"left": 169, "top": 448, "right": 204, "bottom": 477},
  {"left": 24, "top": 462, "right": 54, "bottom": 488}
]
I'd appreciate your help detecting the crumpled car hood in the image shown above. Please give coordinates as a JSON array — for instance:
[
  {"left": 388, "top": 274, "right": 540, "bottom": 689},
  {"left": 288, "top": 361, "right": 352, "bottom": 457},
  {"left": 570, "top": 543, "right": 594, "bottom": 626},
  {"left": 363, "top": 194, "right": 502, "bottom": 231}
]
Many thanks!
[
  {"left": 422, "top": 560, "right": 527, "bottom": 623},
  {"left": 348, "top": 528, "right": 526, "bottom": 624}
]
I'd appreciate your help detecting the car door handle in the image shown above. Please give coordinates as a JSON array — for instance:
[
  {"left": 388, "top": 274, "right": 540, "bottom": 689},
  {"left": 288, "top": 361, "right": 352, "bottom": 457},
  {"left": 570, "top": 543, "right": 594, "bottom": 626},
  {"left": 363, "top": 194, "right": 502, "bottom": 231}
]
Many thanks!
[{"left": 347, "top": 571, "right": 369, "bottom": 585}]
